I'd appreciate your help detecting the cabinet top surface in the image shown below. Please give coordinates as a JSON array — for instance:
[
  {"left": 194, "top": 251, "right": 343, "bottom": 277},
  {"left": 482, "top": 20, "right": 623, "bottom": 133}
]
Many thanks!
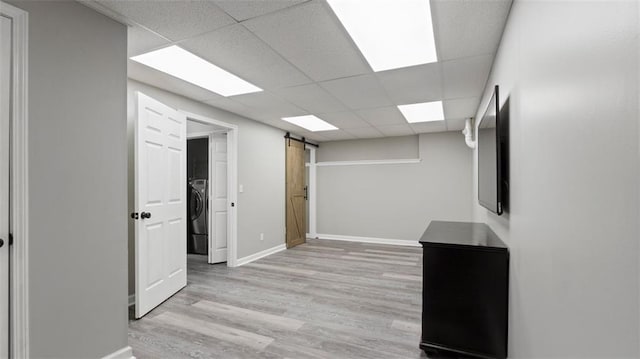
[{"left": 419, "top": 221, "right": 507, "bottom": 249}]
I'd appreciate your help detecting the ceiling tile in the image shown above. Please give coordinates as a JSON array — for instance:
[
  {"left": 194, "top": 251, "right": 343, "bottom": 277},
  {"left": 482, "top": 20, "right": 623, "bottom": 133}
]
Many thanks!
[
  {"left": 316, "top": 130, "right": 357, "bottom": 141},
  {"left": 261, "top": 117, "right": 323, "bottom": 136},
  {"left": 442, "top": 55, "right": 493, "bottom": 99},
  {"left": 306, "top": 133, "right": 330, "bottom": 143},
  {"left": 243, "top": 1, "right": 371, "bottom": 81},
  {"left": 318, "top": 112, "right": 370, "bottom": 129},
  {"left": 410, "top": 121, "right": 447, "bottom": 134},
  {"left": 181, "top": 24, "right": 310, "bottom": 90},
  {"left": 229, "top": 91, "right": 306, "bottom": 118},
  {"left": 432, "top": 0, "right": 512, "bottom": 61},
  {"left": 128, "top": 25, "right": 170, "bottom": 57},
  {"left": 128, "top": 61, "right": 220, "bottom": 102},
  {"left": 446, "top": 118, "right": 467, "bottom": 131},
  {"left": 213, "top": 0, "right": 308, "bottom": 21},
  {"left": 320, "top": 74, "right": 393, "bottom": 110},
  {"left": 80, "top": 1, "right": 132, "bottom": 25},
  {"left": 356, "top": 107, "right": 406, "bottom": 127},
  {"left": 343, "top": 126, "right": 384, "bottom": 139},
  {"left": 293, "top": 130, "right": 330, "bottom": 143},
  {"left": 256, "top": 117, "right": 296, "bottom": 130},
  {"left": 98, "top": 0, "right": 236, "bottom": 41},
  {"left": 274, "top": 83, "right": 347, "bottom": 114},
  {"left": 443, "top": 97, "right": 480, "bottom": 120},
  {"left": 376, "top": 62, "right": 443, "bottom": 105},
  {"left": 376, "top": 124, "right": 416, "bottom": 137}
]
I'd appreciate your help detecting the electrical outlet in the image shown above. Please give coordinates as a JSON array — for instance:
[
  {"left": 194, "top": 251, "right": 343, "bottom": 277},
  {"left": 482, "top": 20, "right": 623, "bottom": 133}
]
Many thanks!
[{"left": 260, "top": 233, "right": 264, "bottom": 241}]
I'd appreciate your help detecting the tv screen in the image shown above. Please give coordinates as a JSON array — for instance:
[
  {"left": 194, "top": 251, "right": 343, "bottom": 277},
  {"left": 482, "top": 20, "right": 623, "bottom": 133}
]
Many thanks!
[{"left": 478, "top": 85, "right": 506, "bottom": 215}]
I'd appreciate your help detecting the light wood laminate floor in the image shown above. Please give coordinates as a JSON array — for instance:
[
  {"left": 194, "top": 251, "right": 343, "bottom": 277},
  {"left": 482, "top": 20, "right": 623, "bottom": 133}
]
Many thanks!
[{"left": 129, "top": 239, "right": 429, "bottom": 359}]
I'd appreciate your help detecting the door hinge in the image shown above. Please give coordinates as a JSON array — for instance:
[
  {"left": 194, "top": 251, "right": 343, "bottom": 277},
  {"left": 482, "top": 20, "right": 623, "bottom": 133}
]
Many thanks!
[{"left": 8, "top": 233, "right": 13, "bottom": 246}]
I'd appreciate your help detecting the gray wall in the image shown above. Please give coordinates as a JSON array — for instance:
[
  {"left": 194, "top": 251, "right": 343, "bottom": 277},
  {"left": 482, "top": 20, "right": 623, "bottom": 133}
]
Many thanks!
[
  {"left": 316, "top": 135, "right": 419, "bottom": 162},
  {"left": 187, "top": 120, "right": 217, "bottom": 134},
  {"left": 128, "top": 80, "right": 286, "bottom": 295},
  {"left": 6, "top": 1, "right": 129, "bottom": 357},
  {"left": 472, "top": 1, "right": 639, "bottom": 357},
  {"left": 317, "top": 133, "right": 472, "bottom": 240}
]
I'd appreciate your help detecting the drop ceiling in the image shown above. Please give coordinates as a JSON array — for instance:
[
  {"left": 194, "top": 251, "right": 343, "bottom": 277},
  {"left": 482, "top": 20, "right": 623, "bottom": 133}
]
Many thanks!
[{"left": 83, "top": 0, "right": 512, "bottom": 142}]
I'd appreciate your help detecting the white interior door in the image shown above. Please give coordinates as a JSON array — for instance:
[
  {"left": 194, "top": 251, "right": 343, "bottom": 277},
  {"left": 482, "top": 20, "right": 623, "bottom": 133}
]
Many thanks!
[
  {"left": 209, "top": 133, "right": 228, "bottom": 264},
  {"left": 0, "top": 14, "right": 11, "bottom": 358},
  {"left": 135, "top": 92, "right": 187, "bottom": 318}
]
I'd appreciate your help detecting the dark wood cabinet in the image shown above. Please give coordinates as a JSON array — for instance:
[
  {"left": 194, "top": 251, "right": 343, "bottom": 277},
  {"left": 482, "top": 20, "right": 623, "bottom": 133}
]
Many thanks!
[{"left": 419, "top": 221, "right": 509, "bottom": 359}]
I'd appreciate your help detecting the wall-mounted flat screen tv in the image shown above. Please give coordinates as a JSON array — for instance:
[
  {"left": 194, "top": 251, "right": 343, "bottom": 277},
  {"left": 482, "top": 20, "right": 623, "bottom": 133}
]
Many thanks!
[{"left": 478, "top": 85, "right": 508, "bottom": 215}]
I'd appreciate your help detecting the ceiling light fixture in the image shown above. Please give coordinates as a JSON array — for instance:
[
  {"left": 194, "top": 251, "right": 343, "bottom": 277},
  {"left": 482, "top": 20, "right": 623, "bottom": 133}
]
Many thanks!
[
  {"left": 398, "top": 101, "right": 444, "bottom": 123},
  {"left": 130, "top": 45, "right": 262, "bottom": 97},
  {"left": 327, "top": 0, "right": 438, "bottom": 72},
  {"left": 282, "top": 115, "right": 339, "bottom": 132}
]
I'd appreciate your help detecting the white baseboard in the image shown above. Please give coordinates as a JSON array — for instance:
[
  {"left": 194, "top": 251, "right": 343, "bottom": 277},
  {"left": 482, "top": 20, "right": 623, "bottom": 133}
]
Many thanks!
[
  {"left": 128, "top": 294, "right": 135, "bottom": 307},
  {"left": 102, "top": 346, "right": 135, "bottom": 359},
  {"left": 315, "top": 233, "right": 421, "bottom": 247},
  {"left": 236, "top": 243, "right": 286, "bottom": 266}
]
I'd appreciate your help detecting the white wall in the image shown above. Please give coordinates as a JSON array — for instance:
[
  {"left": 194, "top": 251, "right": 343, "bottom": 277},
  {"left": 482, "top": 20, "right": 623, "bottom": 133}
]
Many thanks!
[
  {"left": 5, "top": 1, "right": 129, "bottom": 357},
  {"left": 316, "top": 133, "right": 472, "bottom": 241},
  {"left": 127, "top": 80, "right": 286, "bottom": 294},
  {"left": 473, "top": 1, "right": 639, "bottom": 357}
]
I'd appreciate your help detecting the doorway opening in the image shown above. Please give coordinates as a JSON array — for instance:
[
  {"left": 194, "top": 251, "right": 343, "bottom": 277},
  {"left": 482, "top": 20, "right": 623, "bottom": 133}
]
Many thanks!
[
  {"left": 184, "top": 112, "right": 238, "bottom": 267},
  {"left": 186, "top": 120, "right": 230, "bottom": 265}
]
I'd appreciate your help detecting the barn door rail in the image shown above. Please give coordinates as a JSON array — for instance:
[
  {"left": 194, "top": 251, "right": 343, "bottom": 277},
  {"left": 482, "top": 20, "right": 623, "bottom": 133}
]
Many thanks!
[{"left": 284, "top": 132, "right": 319, "bottom": 148}]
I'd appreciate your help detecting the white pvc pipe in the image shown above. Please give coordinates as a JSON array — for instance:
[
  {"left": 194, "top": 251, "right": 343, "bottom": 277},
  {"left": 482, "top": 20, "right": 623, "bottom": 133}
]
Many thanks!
[{"left": 462, "top": 118, "right": 476, "bottom": 149}]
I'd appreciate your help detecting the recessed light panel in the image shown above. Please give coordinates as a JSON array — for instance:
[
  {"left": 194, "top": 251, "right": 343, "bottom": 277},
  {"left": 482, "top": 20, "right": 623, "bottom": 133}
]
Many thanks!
[
  {"left": 282, "top": 115, "right": 339, "bottom": 132},
  {"left": 398, "top": 101, "right": 444, "bottom": 123},
  {"left": 131, "top": 45, "right": 262, "bottom": 97},
  {"left": 327, "top": 0, "right": 438, "bottom": 71}
]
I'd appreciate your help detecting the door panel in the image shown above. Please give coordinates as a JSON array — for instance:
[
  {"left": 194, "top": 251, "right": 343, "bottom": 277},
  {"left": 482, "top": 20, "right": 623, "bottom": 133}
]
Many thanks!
[
  {"left": 215, "top": 161, "right": 227, "bottom": 198},
  {"left": 215, "top": 212, "right": 227, "bottom": 249},
  {"left": 167, "top": 148, "right": 182, "bottom": 202},
  {"left": 135, "top": 92, "right": 187, "bottom": 318},
  {"left": 144, "top": 223, "right": 164, "bottom": 289},
  {"left": 210, "top": 133, "right": 228, "bottom": 263},
  {"left": 166, "top": 218, "right": 184, "bottom": 276},
  {"left": 144, "top": 141, "right": 164, "bottom": 203},
  {"left": 286, "top": 140, "right": 306, "bottom": 248},
  {"left": 0, "top": 14, "right": 11, "bottom": 359}
]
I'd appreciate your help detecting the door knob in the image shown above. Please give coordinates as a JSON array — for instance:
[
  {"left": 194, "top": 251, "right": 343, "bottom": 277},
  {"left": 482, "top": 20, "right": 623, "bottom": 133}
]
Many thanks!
[
  {"left": 0, "top": 238, "right": 3, "bottom": 248},
  {"left": 141, "top": 212, "right": 152, "bottom": 219}
]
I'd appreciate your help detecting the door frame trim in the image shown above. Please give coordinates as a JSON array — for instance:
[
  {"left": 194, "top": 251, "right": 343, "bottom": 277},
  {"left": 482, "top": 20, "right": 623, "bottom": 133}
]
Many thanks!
[
  {"left": 182, "top": 112, "right": 239, "bottom": 267},
  {"left": 1, "top": 1, "right": 29, "bottom": 357},
  {"left": 306, "top": 147, "right": 317, "bottom": 239}
]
